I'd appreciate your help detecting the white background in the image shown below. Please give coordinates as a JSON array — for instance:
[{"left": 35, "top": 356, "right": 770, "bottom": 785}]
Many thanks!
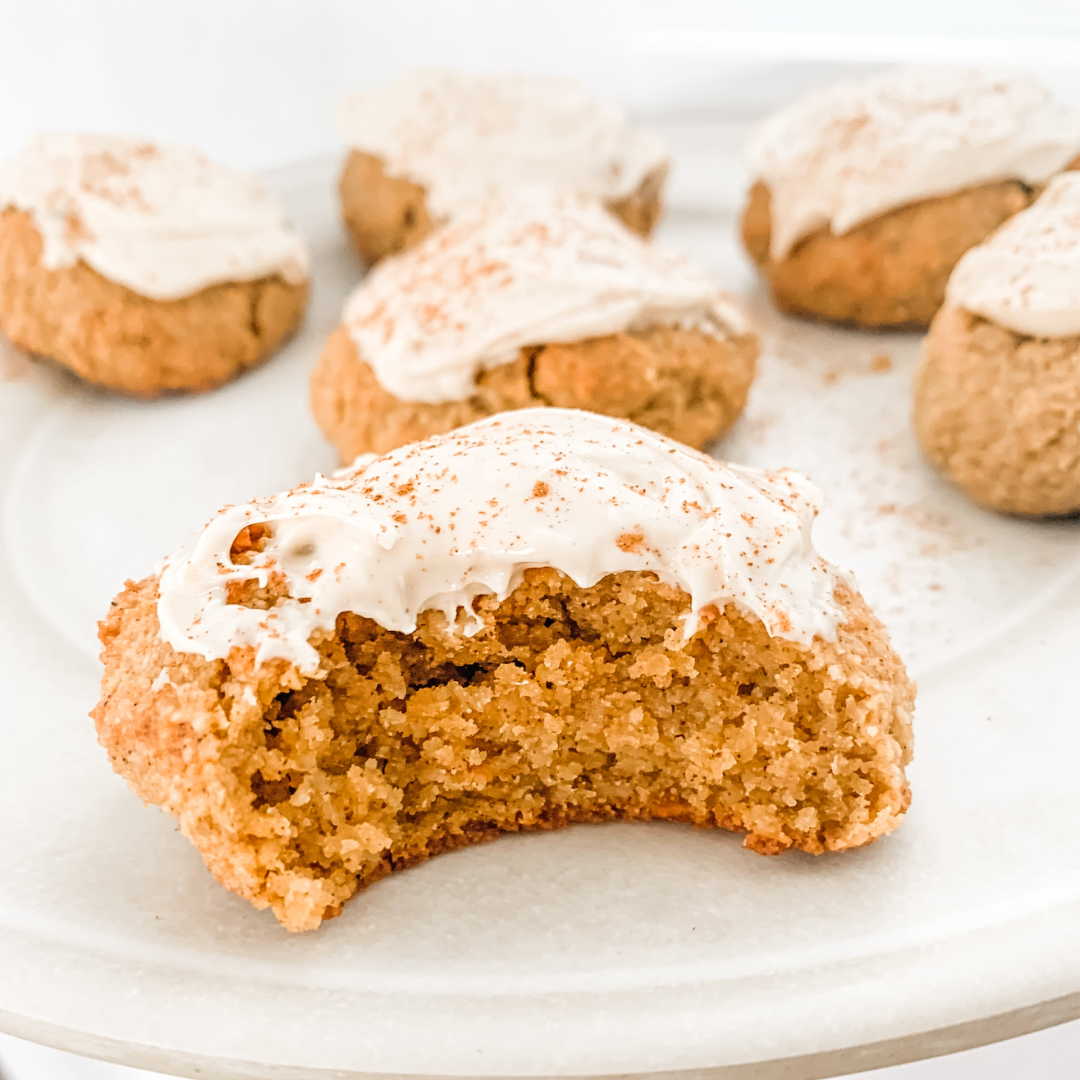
[{"left": 0, "top": 2, "right": 1077, "bottom": 1077}]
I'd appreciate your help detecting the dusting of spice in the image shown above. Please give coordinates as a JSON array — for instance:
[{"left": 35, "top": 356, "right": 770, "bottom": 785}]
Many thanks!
[
  {"left": 0, "top": 134, "right": 310, "bottom": 300},
  {"left": 337, "top": 69, "right": 667, "bottom": 220},
  {"left": 157, "top": 409, "right": 843, "bottom": 673},
  {"left": 341, "top": 189, "right": 749, "bottom": 404},
  {"left": 748, "top": 67, "right": 1080, "bottom": 260}
]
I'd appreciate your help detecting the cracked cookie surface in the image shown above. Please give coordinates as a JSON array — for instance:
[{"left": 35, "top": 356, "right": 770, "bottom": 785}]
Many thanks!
[{"left": 310, "top": 322, "right": 757, "bottom": 460}]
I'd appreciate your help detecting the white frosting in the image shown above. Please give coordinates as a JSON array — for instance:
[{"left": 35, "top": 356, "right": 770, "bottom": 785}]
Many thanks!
[
  {"left": 336, "top": 69, "right": 668, "bottom": 220},
  {"left": 342, "top": 189, "right": 749, "bottom": 404},
  {"left": 947, "top": 172, "right": 1080, "bottom": 338},
  {"left": 0, "top": 134, "right": 311, "bottom": 300},
  {"left": 747, "top": 68, "right": 1080, "bottom": 259},
  {"left": 157, "top": 409, "right": 844, "bottom": 674}
]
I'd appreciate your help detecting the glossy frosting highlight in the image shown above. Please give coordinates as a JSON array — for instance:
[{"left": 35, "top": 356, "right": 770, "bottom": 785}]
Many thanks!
[
  {"left": 947, "top": 172, "right": 1080, "bottom": 338},
  {"left": 0, "top": 134, "right": 311, "bottom": 300},
  {"left": 337, "top": 69, "right": 668, "bottom": 219},
  {"left": 341, "top": 189, "right": 749, "bottom": 404},
  {"left": 157, "top": 409, "right": 844, "bottom": 673},
  {"left": 747, "top": 68, "right": 1080, "bottom": 259}
]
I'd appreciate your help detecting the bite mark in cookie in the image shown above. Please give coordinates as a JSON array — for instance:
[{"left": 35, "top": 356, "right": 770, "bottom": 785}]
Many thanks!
[{"left": 94, "top": 410, "right": 914, "bottom": 931}]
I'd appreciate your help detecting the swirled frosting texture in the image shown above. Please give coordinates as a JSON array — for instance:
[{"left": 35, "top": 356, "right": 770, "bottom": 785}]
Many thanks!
[
  {"left": 946, "top": 172, "right": 1080, "bottom": 338},
  {"left": 157, "top": 409, "right": 844, "bottom": 673},
  {"left": 336, "top": 70, "right": 668, "bottom": 220},
  {"left": 342, "top": 189, "right": 749, "bottom": 404},
  {"left": 747, "top": 68, "right": 1080, "bottom": 260},
  {"left": 0, "top": 134, "right": 311, "bottom": 300}
]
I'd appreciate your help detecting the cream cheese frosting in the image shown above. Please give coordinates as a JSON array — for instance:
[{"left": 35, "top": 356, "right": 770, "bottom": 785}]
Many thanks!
[
  {"left": 157, "top": 409, "right": 844, "bottom": 674},
  {"left": 946, "top": 172, "right": 1080, "bottom": 338},
  {"left": 0, "top": 134, "right": 311, "bottom": 300},
  {"left": 341, "top": 189, "right": 750, "bottom": 404},
  {"left": 336, "top": 69, "right": 668, "bottom": 220},
  {"left": 747, "top": 67, "right": 1080, "bottom": 260}
]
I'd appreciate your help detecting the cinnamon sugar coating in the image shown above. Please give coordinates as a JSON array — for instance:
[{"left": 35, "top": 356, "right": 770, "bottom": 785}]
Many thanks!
[
  {"left": 913, "top": 306, "right": 1080, "bottom": 516},
  {"left": 339, "top": 150, "right": 666, "bottom": 265},
  {"left": 0, "top": 208, "right": 308, "bottom": 396},
  {"left": 741, "top": 179, "right": 1037, "bottom": 329},
  {"left": 94, "top": 568, "right": 914, "bottom": 933},
  {"left": 310, "top": 322, "right": 758, "bottom": 460}
]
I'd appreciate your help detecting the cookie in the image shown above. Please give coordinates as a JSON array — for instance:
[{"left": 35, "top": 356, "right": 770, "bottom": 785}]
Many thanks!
[
  {"left": 311, "top": 190, "right": 756, "bottom": 460},
  {"left": 914, "top": 174, "right": 1080, "bottom": 515},
  {"left": 742, "top": 68, "right": 1080, "bottom": 329},
  {"left": 336, "top": 70, "right": 668, "bottom": 264},
  {"left": 0, "top": 135, "right": 311, "bottom": 396},
  {"left": 93, "top": 409, "right": 915, "bottom": 932}
]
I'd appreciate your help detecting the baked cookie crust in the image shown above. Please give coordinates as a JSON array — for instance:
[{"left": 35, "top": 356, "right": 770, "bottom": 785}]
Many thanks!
[
  {"left": 741, "top": 179, "right": 1037, "bottom": 329},
  {"left": 310, "top": 322, "right": 758, "bottom": 461},
  {"left": 339, "top": 150, "right": 667, "bottom": 265},
  {"left": 94, "top": 567, "right": 914, "bottom": 933},
  {"left": 913, "top": 306, "right": 1080, "bottom": 516},
  {"left": 0, "top": 208, "right": 308, "bottom": 396}
]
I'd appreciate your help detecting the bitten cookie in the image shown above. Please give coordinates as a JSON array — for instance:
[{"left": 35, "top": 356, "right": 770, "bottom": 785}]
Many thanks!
[
  {"left": 311, "top": 190, "right": 757, "bottom": 461},
  {"left": 93, "top": 409, "right": 914, "bottom": 932},
  {"left": 741, "top": 68, "right": 1080, "bottom": 329},
  {"left": 914, "top": 173, "right": 1080, "bottom": 516},
  {"left": 0, "top": 135, "right": 311, "bottom": 396},
  {"left": 336, "top": 70, "right": 669, "bottom": 265}
]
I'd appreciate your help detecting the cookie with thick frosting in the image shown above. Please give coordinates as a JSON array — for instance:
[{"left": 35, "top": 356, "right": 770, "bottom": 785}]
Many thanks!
[
  {"left": 914, "top": 173, "right": 1080, "bottom": 515},
  {"left": 741, "top": 68, "right": 1080, "bottom": 329},
  {"left": 336, "top": 70, "right": 668, "bottom": 264},
  {"left": 311, "top": 189, "right": 756, "bottom": 459},
  {"left": 93, "top": 409, "right": 915, "bottom": 931},
  {"left": 0, "top": 134, "right": 311, "bottom": 395}
]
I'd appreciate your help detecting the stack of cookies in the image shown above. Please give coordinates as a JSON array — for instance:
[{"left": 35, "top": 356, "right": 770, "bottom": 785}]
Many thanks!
[{"left": 6, "top": 64, "right": 1074, "bottom": 932}]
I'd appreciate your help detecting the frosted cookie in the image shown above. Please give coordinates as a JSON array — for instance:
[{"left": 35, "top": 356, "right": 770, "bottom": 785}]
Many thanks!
[
  {"left": 914, "top": 173, "right": 1080, "bottom": 516},
  {"left": 94, "top": 408, "right": 914, "bottom": 932},
  {"left": 741, "top": 69, "right": 1080, "bottom": 329},
  {"left": 0, "top": 135, "right": 311, "bottom": 396},
  {"left": 311, "top": 190, "right": 756, "bottom": 460},
  {"left": 336, "top": 70, "right": 668, "bottom": 264}
]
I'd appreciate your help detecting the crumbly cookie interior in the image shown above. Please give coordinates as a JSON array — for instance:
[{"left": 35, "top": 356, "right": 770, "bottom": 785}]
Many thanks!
[{"left": 96, "top": 552, "right": 913, "bottom": 933}]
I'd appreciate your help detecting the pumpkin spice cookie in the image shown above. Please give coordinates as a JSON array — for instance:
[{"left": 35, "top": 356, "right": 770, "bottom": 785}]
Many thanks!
[
  {"left": 336, "top": 69, "right": 668, "bottom": 265},
  {"left": 741, "top": 68, "right": 1080, "bottom": 329},
  {"left": 93, "top": 408, "right": 915, "bottom": 932},
  {"left": 311, "top": 190, "right": 757, "bottom": 461},
  {"left": 0, "top": 134, "right": 311, "bottom": 396},
  {"left": 914, "top": 173, "right": 1080, "bottom": 516}
]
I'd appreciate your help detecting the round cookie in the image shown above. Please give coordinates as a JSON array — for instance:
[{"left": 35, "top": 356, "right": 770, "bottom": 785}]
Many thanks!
[
  {"left": 336, "top": 70, "right": 669, "bottom": 265},
  {"left": 914, "top": 174, "right": 1080, "bottom": 516},
  {"left": 0, "top": 135, "right": 311, "bottom": 396},
  {"left": 94, "top": 409, "right": 914, "bottom": 932},
  {"left": 311, "top": 190, "right": 757, "bottom": 461},
  {"left": 741, "top": 68, "right": 1080, "bottom": 329}
]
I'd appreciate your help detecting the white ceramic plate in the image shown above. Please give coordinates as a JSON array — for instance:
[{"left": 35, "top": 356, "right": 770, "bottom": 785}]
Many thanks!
[{"left": 1, "top": 125, "right": 1077, "bottom": 1080}]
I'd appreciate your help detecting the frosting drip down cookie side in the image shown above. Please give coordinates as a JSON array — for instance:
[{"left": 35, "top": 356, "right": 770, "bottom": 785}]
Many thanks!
[
  {"left": 94, "top": 411, "right": 914, "bottom": 932},
  {"left": 311, "top": 191, "right": 757, "bottom": 457}
]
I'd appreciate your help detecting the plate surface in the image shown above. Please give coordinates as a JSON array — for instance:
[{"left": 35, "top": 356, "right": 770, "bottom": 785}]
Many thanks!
[{"left": 1, "top": 125, "right": 1078, "bottom": 1079}]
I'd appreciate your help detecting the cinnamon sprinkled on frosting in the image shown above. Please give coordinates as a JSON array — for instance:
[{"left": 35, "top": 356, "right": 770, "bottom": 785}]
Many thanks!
[
  {"left": 0, "top": 134, "right": 310, "bottom": 300},
  {"left": 946, "top": 172, "right": 1080, "bottom": 338},
  {"left": 342, "top": 189, "right": 749, "bottom": 404},
  {"left": 747, "top": 68, "right": 1080, "bottom": 260},
  {"left": 157, "top": 410, "right": 843, "bottom": 673},
  {"left": 337, "top": 69, "right": 667, "bottom": 220}
]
